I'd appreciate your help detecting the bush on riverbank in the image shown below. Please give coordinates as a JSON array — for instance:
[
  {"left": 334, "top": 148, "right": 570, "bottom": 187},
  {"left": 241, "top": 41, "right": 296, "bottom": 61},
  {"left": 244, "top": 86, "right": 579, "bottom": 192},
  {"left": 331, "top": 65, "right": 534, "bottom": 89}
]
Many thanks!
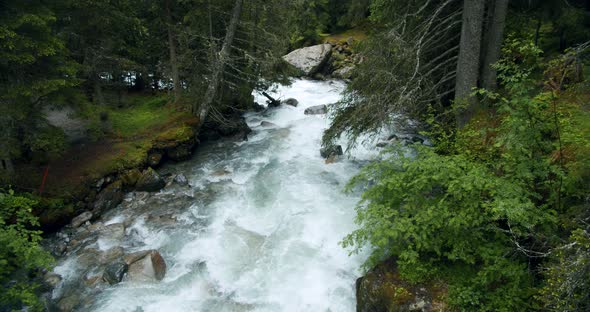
[
  {"left": 343, "top": 41, "right": 590, "bottom": 311},
  {"left": 0, "top": 189, "right": 52, "bottom": 311}
]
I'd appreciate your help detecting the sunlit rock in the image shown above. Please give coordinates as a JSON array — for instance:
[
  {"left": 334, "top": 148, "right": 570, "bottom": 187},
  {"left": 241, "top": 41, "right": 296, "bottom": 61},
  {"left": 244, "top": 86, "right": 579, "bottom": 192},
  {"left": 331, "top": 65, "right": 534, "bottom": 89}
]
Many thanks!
[{"left": 283, "top": 43, "right": 332, "bottom": 76}]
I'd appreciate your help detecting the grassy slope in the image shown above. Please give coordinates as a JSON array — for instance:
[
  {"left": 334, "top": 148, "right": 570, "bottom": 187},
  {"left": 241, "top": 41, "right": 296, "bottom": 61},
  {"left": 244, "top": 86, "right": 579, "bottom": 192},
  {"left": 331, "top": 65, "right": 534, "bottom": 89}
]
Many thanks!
[{"left": 14, "top": 94, "right": 199, "bottom": 225}]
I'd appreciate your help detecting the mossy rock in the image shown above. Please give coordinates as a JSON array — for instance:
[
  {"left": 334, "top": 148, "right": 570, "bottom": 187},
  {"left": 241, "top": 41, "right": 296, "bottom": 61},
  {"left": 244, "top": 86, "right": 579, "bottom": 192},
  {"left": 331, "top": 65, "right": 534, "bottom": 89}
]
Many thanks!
[
  {"left": 120, "top": 168, "right": 142, "bottom": 189},
  {"left": 356, "top": 259, "right": 448, "bottom": 312},
  {"left": 154, "top": 125, "right": 196, "bottom": 149}
]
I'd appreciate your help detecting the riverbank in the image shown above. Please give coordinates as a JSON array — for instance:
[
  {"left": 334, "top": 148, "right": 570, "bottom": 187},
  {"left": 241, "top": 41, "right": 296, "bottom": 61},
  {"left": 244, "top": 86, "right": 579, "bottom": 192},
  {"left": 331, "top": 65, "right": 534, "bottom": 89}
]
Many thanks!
[
  {"left": 11, "top": 94, "right": 250, "bottom": 232},
  {"left": 42, "top": 79, "right": 371, "bottom": 312}
]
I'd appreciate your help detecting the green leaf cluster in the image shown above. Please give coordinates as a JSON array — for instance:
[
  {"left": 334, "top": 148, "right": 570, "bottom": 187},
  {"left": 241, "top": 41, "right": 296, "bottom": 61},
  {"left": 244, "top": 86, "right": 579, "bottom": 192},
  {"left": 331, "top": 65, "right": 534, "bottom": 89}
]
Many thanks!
[
  {"left": 0, "top": 190, "right": 53, "bottom": 311},
  {"left": 344, "top": 37, "right": 590, "bottom": 310}
]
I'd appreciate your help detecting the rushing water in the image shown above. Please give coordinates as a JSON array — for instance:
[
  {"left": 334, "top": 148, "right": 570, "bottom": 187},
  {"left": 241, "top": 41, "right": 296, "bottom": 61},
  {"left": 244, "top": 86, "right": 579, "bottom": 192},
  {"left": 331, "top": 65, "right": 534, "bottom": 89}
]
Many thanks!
[{"left": 52, "top": 79, "right": 376, "bottom": 312}]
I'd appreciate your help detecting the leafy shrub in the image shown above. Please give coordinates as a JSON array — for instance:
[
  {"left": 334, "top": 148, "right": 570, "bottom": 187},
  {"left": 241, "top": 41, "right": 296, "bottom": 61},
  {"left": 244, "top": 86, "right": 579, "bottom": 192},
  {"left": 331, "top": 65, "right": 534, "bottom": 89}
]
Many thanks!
[{"left": 0, "top": 190, "right": 52, "bottom": 311}]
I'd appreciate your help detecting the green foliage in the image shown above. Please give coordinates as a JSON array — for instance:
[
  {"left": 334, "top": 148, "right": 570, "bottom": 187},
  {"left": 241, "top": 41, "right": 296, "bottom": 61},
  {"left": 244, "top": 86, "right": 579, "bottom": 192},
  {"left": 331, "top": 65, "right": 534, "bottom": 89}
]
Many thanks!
[
  {"left": 344, "top": 37, "right": 590, "bottom": 310},
  {"left": 0, "top": 190, "right": 53, "bottom": 311},
  {"left": 540, "top": 227, "right": 590, "bottom": 311},
  {"left": 0, "top": 0, "right": 78, "bottom": 163},
  {"left": 343, "top": 146, "right": 541, "bottom": 310}
]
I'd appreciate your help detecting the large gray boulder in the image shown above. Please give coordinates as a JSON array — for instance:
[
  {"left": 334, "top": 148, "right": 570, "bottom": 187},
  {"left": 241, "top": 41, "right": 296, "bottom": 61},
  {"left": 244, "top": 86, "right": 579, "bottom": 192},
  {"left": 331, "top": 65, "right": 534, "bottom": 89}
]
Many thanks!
[
  {"left": 283, "top": 44, "right": 332, "bottom": 76},
  {"left": 126, "top": 250, "right": 167, "bottom": 282}
]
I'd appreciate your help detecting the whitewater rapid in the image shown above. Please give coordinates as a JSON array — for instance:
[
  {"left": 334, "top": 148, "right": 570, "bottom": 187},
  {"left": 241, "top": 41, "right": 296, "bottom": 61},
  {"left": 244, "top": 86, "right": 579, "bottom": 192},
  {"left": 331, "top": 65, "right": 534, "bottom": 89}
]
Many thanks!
[{"left": 54, "top": 79, "right": 375, "bottom": 312}]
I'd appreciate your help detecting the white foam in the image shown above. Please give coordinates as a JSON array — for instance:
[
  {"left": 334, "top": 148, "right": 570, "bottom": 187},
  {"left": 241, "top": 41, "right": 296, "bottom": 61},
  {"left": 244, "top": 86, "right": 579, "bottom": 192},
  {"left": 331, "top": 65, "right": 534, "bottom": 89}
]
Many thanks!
[{"left": 82, "top": 79, "right": 372, "bottom": 311}]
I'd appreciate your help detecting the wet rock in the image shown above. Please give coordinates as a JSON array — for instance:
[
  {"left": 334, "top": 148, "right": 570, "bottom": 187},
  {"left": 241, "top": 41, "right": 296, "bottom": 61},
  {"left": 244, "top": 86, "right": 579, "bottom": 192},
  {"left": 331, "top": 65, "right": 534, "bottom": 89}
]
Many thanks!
[
  {"left": 84, "top": 273, "right": 106, "bottom": 288},
  {"left": 100, "top": 246, "right": 125, "bottom": 264},
  {"left": 134, "top": 191, "right": 151, "bottom": 202},
  {"left": 304, "top": 104, "right": 327, "bottom": 115},
  {"left": 123, "top": 250, "right": 152, "bottom": 265},
  {"left": 136, "top": 167, "right": 165, "bottom": 192},
  {"left": 95, "top": 178, "right": 105, "bottom": 190},
  {"left": 93, "top": 180, "right": 124, "bottom": 215},
  {"left": 127, "top": 250, "right": 167, "bottom": 282},
  {"left": 147, "top": 152, "right": 163, "bottom": 167},
  {"left": 173, "top": 173, "right": 188, "bottom": 185},
  {"left": 320, "top": 145, "right": 343, "bottom": 159},
  {"left": 260, "top": 121, "right": 276, "bottom": 128},
  {"left": 57, "top": 293, "right": 81, "bottom": 312},
  {"left": 70, "top": 211, "right": 93, "bottom": 228},
  {"left": 282, "top": 98, "right": 299, "bottom": 107},
  {"left": 44, "top": 272, "right": 62, "bottom": 289},
  {"left": 356, "top": 259, "right": 448, "bottom": 312},
  {"left": 121, "top": 168, "right": 142, "bottom": 188},
  {"left": 283, "top": 43, "right": 332, "bottom": 76},
  {"left": 147, "top": 214, "right": 177, "bottom": 226},
  {"left": 99, "top": 223, "right": 126, "bottom": 240},
  {"left": 77, "top": 248, "right": 102, "bottom": 267},
  {"left": 87, "top": 221, "right": 104, "bottom": 233},
  {"left": 104, "top": 260, "right": 128, "bottom": 285},
  {"left": 52, "top": 242, "right": 67, "bottom": 256},
  {"left": 166, "top": 142, "right": 195, "bottom": 161}
]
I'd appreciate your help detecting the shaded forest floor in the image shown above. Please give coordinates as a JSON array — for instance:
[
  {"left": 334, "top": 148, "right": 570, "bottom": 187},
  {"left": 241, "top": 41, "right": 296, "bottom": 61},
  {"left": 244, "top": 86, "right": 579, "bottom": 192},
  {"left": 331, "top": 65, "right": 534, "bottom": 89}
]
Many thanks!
[{"left": 12, "top": 94, "right": 199, "bottom": 217}]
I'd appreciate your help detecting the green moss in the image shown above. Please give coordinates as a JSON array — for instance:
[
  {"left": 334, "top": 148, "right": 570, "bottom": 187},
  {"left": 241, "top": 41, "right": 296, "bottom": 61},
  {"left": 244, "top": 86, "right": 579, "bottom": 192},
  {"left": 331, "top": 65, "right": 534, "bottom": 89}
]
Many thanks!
[{"left": 156, "top": 125, "right": 194, "bottom": 143}]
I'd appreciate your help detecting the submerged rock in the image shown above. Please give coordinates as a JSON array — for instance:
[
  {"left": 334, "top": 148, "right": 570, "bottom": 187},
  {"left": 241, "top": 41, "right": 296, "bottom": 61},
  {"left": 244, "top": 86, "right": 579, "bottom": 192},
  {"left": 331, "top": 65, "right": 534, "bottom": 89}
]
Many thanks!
[
  {"left": 136, "top": 167, "right": 165, "bottom": 192},
  {"left": 126, "top": 250, "right": 167, "bottom": 282},
  {"left": 260, "top": 121, "right": 277, "bottom": 128},
  {"left": 356, "top": 259, "right": 448, "bottom": 312},
  {"left": 304, "top": 104, "right": 328, "bottom": 115},
  {"left": 283, "top": 44, "right": 332, "bottom": 76}
]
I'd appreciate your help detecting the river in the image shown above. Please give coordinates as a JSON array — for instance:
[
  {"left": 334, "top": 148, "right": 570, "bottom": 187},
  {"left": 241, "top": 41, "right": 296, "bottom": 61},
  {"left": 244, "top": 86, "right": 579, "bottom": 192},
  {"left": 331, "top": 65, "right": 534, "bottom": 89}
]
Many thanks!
[{"left": 52, "top": 79, "right": 374, "bottom": 312}]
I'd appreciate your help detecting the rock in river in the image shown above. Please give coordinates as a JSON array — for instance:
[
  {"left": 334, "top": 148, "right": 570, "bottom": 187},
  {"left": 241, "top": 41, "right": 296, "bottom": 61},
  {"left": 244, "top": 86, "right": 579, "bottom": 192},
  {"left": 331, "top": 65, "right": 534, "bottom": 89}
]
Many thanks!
[
  {"left": 282, "top": 44, "right": 332, "bottom": 76},
  {"left": 320, "top": 145, "right": 343, "bottom": 159},
  {"left": 70, "top": 211, "right": 92, "bottom": 228},
  {"left": 282, "top": 98, "right": 299, "bottom": 107},
  {"left": 304, "top": 104, "right": 327, "bottom": 115},
  {"left": 136, "top": 167, "right": 165, "bottom": 192},
  {"left": 104, "top": 260, "right": 128, "bottom": 285},
  {"left": 93, "top": 180, "right": 123, "bottom": 214},
  {"left": 126, "top": 250, "right": 167, "bottom": 282}
]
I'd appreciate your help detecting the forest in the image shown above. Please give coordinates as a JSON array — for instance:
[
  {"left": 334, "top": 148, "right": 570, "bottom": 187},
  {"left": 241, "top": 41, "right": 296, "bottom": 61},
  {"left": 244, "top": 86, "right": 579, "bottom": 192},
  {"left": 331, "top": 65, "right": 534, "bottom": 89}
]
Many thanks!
[{"left": 1, "top": 0, "right": 590, "bottom": 311}]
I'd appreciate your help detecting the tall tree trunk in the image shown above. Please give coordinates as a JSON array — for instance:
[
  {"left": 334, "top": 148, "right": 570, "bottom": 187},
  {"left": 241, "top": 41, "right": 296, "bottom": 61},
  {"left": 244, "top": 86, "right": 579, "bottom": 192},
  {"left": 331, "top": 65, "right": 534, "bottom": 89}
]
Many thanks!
[
  {"left": 166, "top": 0, "right": 181, "bottom": 102},
  {"left": 481, "top": 0, "right": 509, "bottom": 91},
  {"left": 454, "top": 0, "right": 486, "bottom": 128},
  {"left": 195, "top": 0, "right": 244, "bottom": 123}
]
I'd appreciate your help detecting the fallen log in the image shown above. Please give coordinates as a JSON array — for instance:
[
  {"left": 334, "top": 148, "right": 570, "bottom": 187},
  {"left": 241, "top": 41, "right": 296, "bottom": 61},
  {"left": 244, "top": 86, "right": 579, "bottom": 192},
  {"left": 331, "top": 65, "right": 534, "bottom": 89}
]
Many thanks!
[{"left": 262, "top": 92, "right": 280, "bottom": 107}]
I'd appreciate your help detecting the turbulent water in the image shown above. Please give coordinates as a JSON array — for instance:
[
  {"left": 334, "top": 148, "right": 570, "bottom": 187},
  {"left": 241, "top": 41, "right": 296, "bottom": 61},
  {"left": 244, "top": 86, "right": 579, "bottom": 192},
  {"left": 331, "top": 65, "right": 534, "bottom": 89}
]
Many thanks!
[{"left": 53, "top": 79, "right": 377, "bottom": 312}]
